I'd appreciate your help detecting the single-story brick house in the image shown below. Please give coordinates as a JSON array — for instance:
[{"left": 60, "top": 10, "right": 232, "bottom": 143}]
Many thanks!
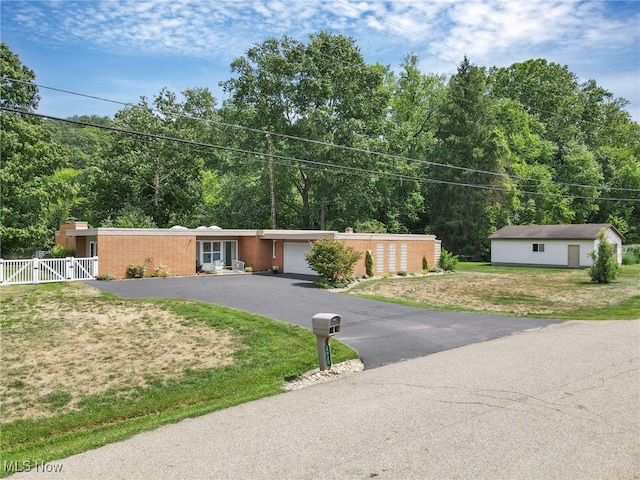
[
  {"left": 56, "top": 219, "right": 441, "bottom": 279},
  {"left": 489, "top": 224, "right": 624, "bottom": 268}
]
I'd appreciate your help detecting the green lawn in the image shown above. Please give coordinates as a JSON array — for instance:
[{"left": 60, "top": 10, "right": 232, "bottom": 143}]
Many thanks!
[
  {"left": 350, "top": 262, "right": 640, "bottom": 320},
  {"left": 0, "top": 282, "right": 358, "bottom": 477}
]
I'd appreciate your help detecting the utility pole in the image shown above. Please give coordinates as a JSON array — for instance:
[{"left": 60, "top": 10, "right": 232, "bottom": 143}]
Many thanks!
[{"left": 266, "top": 133, "right": 277, "bottom": 229}]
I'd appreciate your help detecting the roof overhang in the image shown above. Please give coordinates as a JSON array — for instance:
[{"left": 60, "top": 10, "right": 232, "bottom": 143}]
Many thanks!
[
  {"left": 63, "top": 227, "right": 440, "bottom": 242},
  {"left": 257, "top": 230, "right": 438, "bottom": 241},
  {"left": 257, "top": 230, "right": 337, "bottom": 240},
  {"left": 65, "top": 228, "right": 259, "bottom": 237},
  {"left": 489, "top": 224, "right": 625, "bottom": 241}
]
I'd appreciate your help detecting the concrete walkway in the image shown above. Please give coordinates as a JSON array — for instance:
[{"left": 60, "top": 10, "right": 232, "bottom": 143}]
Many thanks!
[{"left": 13, "top": 320, "right": 639, "bottom": 480}]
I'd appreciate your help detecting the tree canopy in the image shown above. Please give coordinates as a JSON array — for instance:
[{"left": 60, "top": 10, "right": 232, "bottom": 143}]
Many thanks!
[
  {"left": 1, "top": 39, "right": 638, "bottom": 259},
  {"left": 1, "top": 43, "right": 65, "bottom": 257}
]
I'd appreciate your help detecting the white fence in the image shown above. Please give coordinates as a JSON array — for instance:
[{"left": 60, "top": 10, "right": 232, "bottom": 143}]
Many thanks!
[{"left": 0, "top": 257, "right": 98, "bottom": 285}]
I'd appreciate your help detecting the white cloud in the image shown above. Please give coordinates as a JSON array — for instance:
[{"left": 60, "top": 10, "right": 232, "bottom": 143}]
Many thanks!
[
  {"left": 2, "top": 0, "right": 638, "bottom": 119},
  {"left": 443, "top": 1, "right": 594, "bottom": 59},
  {"left": 7, "top": 1, "right": 633, "bottom": 67}
]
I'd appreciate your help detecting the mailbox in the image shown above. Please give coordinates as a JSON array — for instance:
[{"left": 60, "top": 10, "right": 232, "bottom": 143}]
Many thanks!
[
  {"left": 312, "top": 313, "right": 342, "bottom": 371},
  {"left": 312, "top": 313, "right": 342, "bottom": 337}
]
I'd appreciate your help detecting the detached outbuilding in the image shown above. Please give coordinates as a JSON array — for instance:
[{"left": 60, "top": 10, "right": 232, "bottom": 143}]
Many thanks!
[{"left": 489, "top": 224, "right": 624, "bottom": 268}]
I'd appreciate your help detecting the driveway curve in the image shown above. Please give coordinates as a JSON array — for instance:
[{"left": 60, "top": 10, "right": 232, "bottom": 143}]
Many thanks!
[{"left": 88, "top": 273, "right": 561, "bottom": 368}]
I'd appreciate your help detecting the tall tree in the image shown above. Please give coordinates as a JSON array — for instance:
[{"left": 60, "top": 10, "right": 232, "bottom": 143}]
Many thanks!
[
  {"left": 383, "top": 54, "right": 446, "bottom": 232},
  {"left": 429, "top": 57, "right": 500, "bottom": 259},
  {"left": 484, "top": 98, "right": 570, "bottom": 227},
  {"left": 490, "top": 59, "right": 584, "bottom": 146},
  {"left": 0, "top": 43, "right": 39, "bottom": 111},
  {"left": 85, "top": 88, "right": 215, "bottom": 227},
  {"left": 221, "top": 33, "right": 389, "bottom": 230},
  {"left": 489, "top": 60, "right": 640, "bottom": 234},
  {"left": 0, "top": 43, "right": 65, "bottom": 257}
]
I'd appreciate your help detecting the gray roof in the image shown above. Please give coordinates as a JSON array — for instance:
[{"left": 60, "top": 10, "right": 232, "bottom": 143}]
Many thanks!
[{"left": 489, "top": 224, "right": 624, "bottom": 240}]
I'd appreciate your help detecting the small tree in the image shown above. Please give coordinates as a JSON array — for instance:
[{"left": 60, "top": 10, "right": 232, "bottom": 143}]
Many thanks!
[
  {"left": 306, "top": 237, "right": 362, "bottom": 282},
  {"left": 422, "top": 255, "right": 429, "bottom": 271},
  {"left": 365, "top": 250, "right": 374, "bottom": 277},
  {"left": 439, "top": 248, "right": 459, "bottom": 272},
  {"left": 48, "top": 245, "right": 75, "bottom": 258},
  {"left": 588, "top": 231, "right": 621, "bottom": 284}
]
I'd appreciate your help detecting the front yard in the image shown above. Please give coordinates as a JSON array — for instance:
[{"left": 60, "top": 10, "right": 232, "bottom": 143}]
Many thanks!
[
  {"left": 0, "top": 282, "right": 357, "bottom": 477},
  {"left": 349, "top": 263, "right": 640, "bottom": 320}
]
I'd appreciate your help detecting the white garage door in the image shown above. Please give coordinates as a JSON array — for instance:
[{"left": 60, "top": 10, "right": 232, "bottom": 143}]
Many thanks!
[{"left": 284, "top": 242, "right": 317, "bottom": 275}]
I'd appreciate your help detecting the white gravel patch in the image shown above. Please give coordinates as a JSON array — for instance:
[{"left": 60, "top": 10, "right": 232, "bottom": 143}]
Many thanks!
[{"left": 284, "top": 359, "right": 364, "bottom": 390}]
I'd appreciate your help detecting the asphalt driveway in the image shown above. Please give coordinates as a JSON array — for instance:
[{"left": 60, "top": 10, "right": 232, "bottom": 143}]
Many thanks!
[{"left": 88, "top": 273, "right": 562, "bottom": 368}]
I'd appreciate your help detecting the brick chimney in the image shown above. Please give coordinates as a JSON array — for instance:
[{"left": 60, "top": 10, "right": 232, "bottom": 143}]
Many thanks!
[
  {"left": 345, "top": 227, "right": 354, "bottom": 233},
  {"left": 57, "top": 218, "right": 88, "bottom": 250}
]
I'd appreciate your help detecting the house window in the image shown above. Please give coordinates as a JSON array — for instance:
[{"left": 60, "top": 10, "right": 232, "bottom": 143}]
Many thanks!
[
  {"left": 273, "top": 240, "right": 277, "bottom": 259},
  {"left": 376, "top": 244, "right": 384, "bottom": 273},
  {"left": 533, "top": 243, "right": 545, "bottom": 253},
  {"left": 203, "top": 242, "right": 212, "bottom": 264},
  {"left": 89, "top": 241, "right": 97, "bottom": 257},
  {"left": 400, "top": 244, "right": 408, "bottom": 271},
  {"left": 203, "top": 242, "right": 222, "bottom": 263},
  {"left": 212, "top": 242, "right": 222, "bottom": 261},
  {"left": 388, "top": 244, "right": 396, "bottom": 272}
]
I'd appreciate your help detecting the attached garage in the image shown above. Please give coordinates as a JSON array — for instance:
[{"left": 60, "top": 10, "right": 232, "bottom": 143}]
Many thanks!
[
  {"left": 283, "top": 242, "right": 317, "bottom": 275},
  {"left": 57, "top": 221, "right": 441, "bottom": 279}
]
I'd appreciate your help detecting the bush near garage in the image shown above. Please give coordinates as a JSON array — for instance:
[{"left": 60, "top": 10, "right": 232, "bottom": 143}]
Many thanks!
[
  {"left": 439, "top": 248, "right": 459, "bottom": 272},
  {"left": 306, "top": 237, "right": 362, "bottom": 283}
]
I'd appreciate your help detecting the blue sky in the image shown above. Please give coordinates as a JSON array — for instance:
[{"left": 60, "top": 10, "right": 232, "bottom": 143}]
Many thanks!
[{"left": 2, "top": 0, "right": 639, "bottom": 121}]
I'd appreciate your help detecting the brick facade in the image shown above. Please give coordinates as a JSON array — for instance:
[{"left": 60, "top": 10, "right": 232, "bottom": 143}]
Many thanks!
[
  {"left": 342, "top": 237, "right": 436, "bottom": 276},
  {"left": 56, "top": 223, "right": 440, "bottom": 279},
  {"left": 56, "top": 220, "right": 88, "bottom": 251},
  {"left": 97, "top": 234, "right": 196, "bottom": 278},
  {"left": 237, "top": 237, "right": 284, "bottom": 272}
]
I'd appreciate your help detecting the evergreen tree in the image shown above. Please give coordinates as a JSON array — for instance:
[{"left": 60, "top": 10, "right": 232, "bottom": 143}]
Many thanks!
[
  {"left": 429, "top": 57, "right": 499, "bottom": 259},
  {"left": 588, "top": 230, "right": 621, "bottom": 284}
]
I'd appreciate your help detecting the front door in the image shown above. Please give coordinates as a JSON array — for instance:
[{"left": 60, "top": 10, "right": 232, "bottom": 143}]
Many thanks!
[
  {"left": 224, "top": 241, "right": 237, "bottom": 268},
  {"left": 568, "top": 245, "right": 580, "bottom": 268},
  {"left": 198, "top": 241, "right": 237, "bottom": 271}
]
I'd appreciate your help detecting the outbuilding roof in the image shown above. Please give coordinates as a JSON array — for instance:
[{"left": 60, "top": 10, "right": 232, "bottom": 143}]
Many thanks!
[{"left": 489, "top": 224, "right": 624, "bottom": 240}]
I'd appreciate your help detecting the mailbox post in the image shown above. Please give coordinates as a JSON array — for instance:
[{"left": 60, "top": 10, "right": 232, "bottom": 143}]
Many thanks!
[{"left": 312, "top": 313, "right": 342, "bottom": 371}]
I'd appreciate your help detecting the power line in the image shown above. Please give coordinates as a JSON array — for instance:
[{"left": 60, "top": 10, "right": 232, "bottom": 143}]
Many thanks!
[
  {"left": 3, "top": 106, "right": 638, "bottom": 203},
  {"left": 4, "top": 77, "right": 638, "bottom": 194}
]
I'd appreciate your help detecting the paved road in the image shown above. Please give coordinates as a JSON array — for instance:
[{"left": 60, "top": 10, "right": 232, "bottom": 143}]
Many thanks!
[
  {"left": 13, "top": 319, "right": 639, "bottom": 480},
  {"left": 88, "top": 273, "right": 561, "bottom": 368}
]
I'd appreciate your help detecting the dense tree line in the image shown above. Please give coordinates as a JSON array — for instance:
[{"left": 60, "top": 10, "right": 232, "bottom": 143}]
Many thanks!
[{"left": 2, "top": 37, "right": 639, "bottom": 259}]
